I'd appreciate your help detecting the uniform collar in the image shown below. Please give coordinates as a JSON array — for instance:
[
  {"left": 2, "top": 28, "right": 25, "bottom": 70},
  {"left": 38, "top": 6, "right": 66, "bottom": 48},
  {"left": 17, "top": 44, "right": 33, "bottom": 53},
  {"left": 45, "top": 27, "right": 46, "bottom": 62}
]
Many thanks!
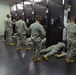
[{"left": 35, "top": 22, "right": 40, "bottom": 24}]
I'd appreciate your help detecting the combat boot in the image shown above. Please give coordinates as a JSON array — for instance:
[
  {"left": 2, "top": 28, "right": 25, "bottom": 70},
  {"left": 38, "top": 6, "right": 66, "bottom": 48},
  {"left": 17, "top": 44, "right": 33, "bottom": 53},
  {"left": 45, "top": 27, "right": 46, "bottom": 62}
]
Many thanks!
[
  {"left": 66, "top": 57, "right": 74, "bottom": 63},
  {"left": 33, "top": 58, "right": 41, "bottom": 62},
  {"left": 9, "top": 43, "right": 14, "bottom": 46},
  {"left": 17, "top": 47, "right": 22, "bottom": 51},
  {"left": 7, "top": 42, "right": 10, "bottom": 45},
  {"left": 42, "top": 55, "right": 48, "bottom": 61},
  {"left": 25, "top": 47, "right": 31, "bottom": 51}
]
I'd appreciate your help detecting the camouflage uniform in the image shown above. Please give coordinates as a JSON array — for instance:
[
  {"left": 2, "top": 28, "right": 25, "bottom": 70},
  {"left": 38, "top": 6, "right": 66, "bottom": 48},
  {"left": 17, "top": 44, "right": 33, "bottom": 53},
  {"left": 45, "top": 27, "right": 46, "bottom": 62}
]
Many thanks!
[
  {"left": 29, "top": 22, "right": 46, "bottom": 58},
  {"left": 16, "top": 20, "right": 27, "bottom": 48}
]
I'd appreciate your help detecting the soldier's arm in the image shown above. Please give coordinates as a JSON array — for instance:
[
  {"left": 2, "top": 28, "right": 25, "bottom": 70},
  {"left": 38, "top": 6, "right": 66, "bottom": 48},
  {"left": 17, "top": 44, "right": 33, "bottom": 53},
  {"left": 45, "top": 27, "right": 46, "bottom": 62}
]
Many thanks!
[
  {"left": 71, "top": 25, "right": 76, "bottom": 33},
  {"left": 23, "top": 22, "right": 28, "bottom": 31},
  {"left": 28, "top": 25, "right": 31, "bottom": 34},
  {"left": 15, "top": 22, "right": 18, "bottom": 32},
  {"left": 40, "top": 25, "right": 46, "bottom": 38}
]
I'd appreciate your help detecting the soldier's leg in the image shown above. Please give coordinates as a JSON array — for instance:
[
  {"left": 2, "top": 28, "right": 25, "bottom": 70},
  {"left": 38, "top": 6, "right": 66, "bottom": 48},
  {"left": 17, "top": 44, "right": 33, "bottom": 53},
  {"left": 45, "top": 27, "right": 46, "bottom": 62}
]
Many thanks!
[
  {"left": 55, "top": 52, "right": 67, "bottom": 58},
  {"left": 25, "top": 37, "right": 31, "bottom": 51},
  {"left": 25, "top": 38, "right": 33, "bottom": 45},
  {"left": 9, "top": 33, "right": 14, "bottom": 45},
  {"left": 21, "top": 34, "right": 26, "bottom": 45},
  {"left": 40, "top": 38, "right": 46, "bottom": 49},
  {"left": 42, "top": 49, "right": 57, "bottom": 61},
  {"left": 17, "top": 35, "right": 22, "bottom": 50},
  {"left": 40, "top": 46, "right": 53, "bottom": 53},
  {"left": 20, "top": 35, "right": 31, "bottom": 50},
  {"left": 7, "top": 31, "right": 14, "bottom": 46},
  {"left": 3, "top": 31, "right": 7, "bottom": 41},
  {"left": 35, "top": 42, "right": 41, "bottom": 57},
  {"left": 6, "top": 31, "right": 10, "bottom": 44},
  {"left": 66, "top": 42, "right": 74, "bottom": 63},
  {"left": 33, "top": 41, "right": 41, "bottom": 62},
  {"left": 33, "top": 41, "right": 37, "bottom": 58}
]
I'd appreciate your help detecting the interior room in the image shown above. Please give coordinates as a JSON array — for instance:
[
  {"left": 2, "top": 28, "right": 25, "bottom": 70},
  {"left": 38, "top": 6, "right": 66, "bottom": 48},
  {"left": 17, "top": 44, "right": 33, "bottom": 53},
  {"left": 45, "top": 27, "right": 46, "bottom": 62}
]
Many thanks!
[{"left": 0, "top": 0, "right": 76, "bottom": 75}]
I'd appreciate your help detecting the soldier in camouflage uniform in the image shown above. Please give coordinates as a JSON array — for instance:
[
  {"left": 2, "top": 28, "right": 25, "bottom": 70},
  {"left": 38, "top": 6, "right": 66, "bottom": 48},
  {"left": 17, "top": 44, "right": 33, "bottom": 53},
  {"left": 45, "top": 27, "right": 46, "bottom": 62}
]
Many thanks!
[
  {"left": 28, "top": 16, "right": 46, "bottom": 62},
  {"left": 16, "top": 16, "right": 30, "bottom": 50},
  {"left": 55, "top": 17, "right": 76, "bottom": 63},
  {"left": 4, "top": 14, "right": 14, "bottom": 46},
  {"left": 40, "top": 42, "right": 65, "bottom": 61}
]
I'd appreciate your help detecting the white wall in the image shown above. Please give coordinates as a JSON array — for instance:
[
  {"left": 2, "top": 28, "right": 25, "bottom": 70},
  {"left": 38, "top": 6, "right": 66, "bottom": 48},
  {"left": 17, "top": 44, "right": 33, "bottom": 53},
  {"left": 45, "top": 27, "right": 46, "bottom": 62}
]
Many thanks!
[
  {"left": 0, "top": 4, "right": 10, "bottom": 35},
  {"left": 64, "top": 9, "right": 68, "bottom": 26}
]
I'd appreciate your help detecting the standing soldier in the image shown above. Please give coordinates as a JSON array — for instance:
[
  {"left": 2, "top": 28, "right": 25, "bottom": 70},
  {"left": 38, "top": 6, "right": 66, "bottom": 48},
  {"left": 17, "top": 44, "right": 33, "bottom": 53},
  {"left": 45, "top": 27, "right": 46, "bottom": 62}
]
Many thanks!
[
  {"left": 16, "top": 16, "right": 29, "bottom": 50},
  {"left": 29, "top": 16, "right": 46, "bottom": 62},
  {"left": 4, "top": 14, "right": 14, "bottom": 46}
]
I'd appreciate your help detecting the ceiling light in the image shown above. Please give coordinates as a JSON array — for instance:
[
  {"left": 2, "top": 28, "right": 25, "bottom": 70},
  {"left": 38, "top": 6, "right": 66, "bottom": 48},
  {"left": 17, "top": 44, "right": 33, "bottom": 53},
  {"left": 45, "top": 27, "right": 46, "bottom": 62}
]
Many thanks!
[
  {"left": 31, "top": 0, "right": 42, "bottom": 2},
  {"left": 11, "top": 5, "right": 16, "bottom": 11},
  {"left": 62, "top": 0, "right": 65, "bottom": 5},
  {"left": 24, "top": 1, "right": 32, "bottom": 5},
  {"left": 47, "top": 0, "right": 49, "bottom": 3},
  {"left": 17, "top": 4, "right": 23, "bottom": 7},
  {"left": 18, "top": 6, "right": 23, "bottom": 9},
  {"left": 17, "top": 4, "right": 23, "bottom": 9}
]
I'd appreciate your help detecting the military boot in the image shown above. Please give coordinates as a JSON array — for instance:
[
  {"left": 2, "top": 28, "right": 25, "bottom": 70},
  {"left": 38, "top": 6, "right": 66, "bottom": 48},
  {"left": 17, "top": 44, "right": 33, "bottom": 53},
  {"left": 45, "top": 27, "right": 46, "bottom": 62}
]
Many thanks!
[
  {"left": 42, "top": 55, "right": 48, "bottom": 61},
  {"left": 9, "top": 43, "right": 14, "bottom": 46},
  {"left": 66, "top": 57, "right": 74, "bottom": 63},
  {"left": 17, "top": 47, "right": 22, "bottom": 51},
  {"left": 25, "top": 47, "right": 31, "bottom": 51},
  {"left": 33, "top": 58, "right": 41, "bottom": 62}
]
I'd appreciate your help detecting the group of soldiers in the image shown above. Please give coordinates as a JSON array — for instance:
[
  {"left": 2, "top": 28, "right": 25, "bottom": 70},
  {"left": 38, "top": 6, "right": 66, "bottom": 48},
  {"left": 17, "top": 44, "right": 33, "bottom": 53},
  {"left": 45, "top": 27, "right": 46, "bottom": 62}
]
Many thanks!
[
  {"left": 55, "top": 17, "right": 76, "bottom": 63},
  {"left": 4, "top": 14, "right": 76, "bottom": 63},
  {"left": 4, "top": 14, "right": 46, "bottom": 62},
  {"left": 40, "top": 17, "right": 76, "bottom": 63}
]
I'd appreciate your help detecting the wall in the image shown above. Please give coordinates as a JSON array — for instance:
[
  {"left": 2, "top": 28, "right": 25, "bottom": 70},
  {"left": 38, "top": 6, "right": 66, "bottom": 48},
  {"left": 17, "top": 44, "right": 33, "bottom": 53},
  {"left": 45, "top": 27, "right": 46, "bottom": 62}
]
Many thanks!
[
  {"left": 0, "top": 4, "right": 10, "bottom": 36},
  {"left": 62, "top": 9, "right": 68, "bottom": 41},
  {"left": 70, "top": 0, "right": 76, "bottom": 17}
]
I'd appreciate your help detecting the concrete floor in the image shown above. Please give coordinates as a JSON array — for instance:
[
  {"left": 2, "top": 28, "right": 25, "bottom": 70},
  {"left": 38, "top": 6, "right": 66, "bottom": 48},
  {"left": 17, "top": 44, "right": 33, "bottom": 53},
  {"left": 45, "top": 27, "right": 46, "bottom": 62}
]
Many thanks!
[{"left": 0, "top": 37, "right": 76, "bottom": 75}]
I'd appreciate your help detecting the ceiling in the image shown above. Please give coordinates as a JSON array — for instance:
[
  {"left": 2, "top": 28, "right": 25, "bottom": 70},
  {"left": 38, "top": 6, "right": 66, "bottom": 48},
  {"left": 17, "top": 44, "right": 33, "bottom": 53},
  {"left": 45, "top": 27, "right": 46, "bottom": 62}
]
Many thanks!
[
  {"left": 0, "top": 0, "right": 45, "bottom": 5},
  {"left": 0, "top": 0, "right": 22, "bottom": 5},
  {"left": 0, "top": 0, "right": 67, "bottom": 5}
]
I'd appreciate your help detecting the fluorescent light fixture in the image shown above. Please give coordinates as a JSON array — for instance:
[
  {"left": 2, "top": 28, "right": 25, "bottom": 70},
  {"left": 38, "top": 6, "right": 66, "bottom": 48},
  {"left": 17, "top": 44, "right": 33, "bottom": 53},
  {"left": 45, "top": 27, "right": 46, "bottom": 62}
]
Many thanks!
[
  {"left": 62, "top": 0, "right": 65, "bottom": 5},
  {"left": 24, "top": 1, "right": 32, "bottom": 5},
  {"left": 31, "top": 0, "right": 42, "bottom": 2},
  {"left": 17, "top": 4, "right": 23, "bottom": 9},
  {"left": 34, "top": 0, "right": 42, "bottom": 2},
  {"left": 47, "top": 0, "right": 49, "bottom": 3},
  {"left": 18, "top": 6, "right": 23, "bottom": 9},
  {"left": 15, "top": 13, "right": 17, "bottom": 16},
  {"left": 22, "top": 12, "right": 24, "bottom": 15},
  {"left": 17, "top": 4, "right": 23, "bottom": 7},
  {"left": 11, "top": 5, "right": 16, "bottom": 11}
]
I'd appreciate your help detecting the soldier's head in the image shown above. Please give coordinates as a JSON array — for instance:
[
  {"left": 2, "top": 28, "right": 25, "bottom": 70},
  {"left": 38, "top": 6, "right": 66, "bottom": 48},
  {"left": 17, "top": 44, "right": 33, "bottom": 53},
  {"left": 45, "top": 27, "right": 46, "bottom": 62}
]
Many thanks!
[
  {"left": 6, "top": 14, "right": 10, "bottom": 19},
  {"left": 12, "top": 19, "right": 16, "bottom": 22},
  {"left": 18, "top": 15, "right": 22, "bottom": 20},
  {"left": 35, "top": 15, "right": 41, "bottom": 23},
  {"left": 70, "top": 17, "right": 76, "bottom": 23}
]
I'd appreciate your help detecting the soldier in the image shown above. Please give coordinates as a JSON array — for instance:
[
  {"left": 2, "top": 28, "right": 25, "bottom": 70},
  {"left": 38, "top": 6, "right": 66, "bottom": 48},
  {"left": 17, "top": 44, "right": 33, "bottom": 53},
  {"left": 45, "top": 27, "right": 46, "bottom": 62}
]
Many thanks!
[
  {"left": 40, "top": 42, "right": 65, "bottom": 61},
  {"left": 16, "top": 16, "right": 29, "bottom": 50},
  {"left": 55, "top": 17, "right": 76, "bottom": 63},
  {"left": 4, "top": 14, "right": 14, "bottom": 46},
  {"left": 28, "top": 16, "right": 46, "bottom": 62}
]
